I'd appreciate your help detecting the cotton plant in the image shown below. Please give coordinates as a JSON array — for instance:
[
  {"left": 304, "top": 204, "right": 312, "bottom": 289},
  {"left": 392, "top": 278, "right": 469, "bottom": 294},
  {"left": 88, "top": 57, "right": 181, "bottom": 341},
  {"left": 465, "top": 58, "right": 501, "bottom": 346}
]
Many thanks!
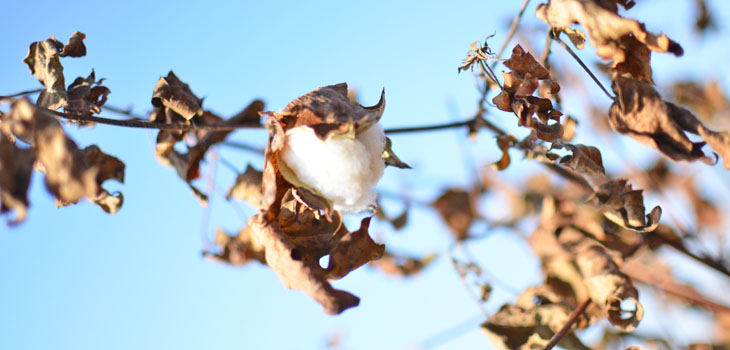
[{"left": 262, "top": 82, "right": 408, "bottom": 216}]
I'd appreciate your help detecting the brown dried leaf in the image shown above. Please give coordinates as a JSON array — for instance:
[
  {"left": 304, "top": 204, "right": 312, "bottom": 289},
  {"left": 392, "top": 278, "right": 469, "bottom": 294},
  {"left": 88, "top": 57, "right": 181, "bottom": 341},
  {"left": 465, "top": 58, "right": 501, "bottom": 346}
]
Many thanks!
[
  {"left": 492, "top": 134, "right": 517, "bottom": 170},
  {"left": 672, "top": 80, "right": 730, "bottom": 123},
  {"left": 227, "top": 164, "right": 264, "bottom": 209},
  {"left": 431, "top": 188, "right": 477, "bottom": 240},
  {"left": 382, "top": 137, "right": 411, "bottom": 169},
  {"left": 559, "top": 144, "right": 606, "bottom": 178},
  {"left": 590, "top": 179, "right": 661, "bottom": 231},
  {"left": 65, "top": 70, "right": 111, "bottom": 118},
  {"left": 0, "top": 133, "right": 35, "bottom": 225},
  {"left": 482, "top": 302, "right": 591, "bottom": 350},
  {"left": 4, "top": 99, "right": 124, "bottom": 214},
  {"left": 269, "top": 83, "right": 385, "bottom": 139},
  {"left": 611, "top": 76, "right": 730, "bottom": 168},
  {"left": 59, "top": 31, "right": 87, "bottom": 57},
  {"left": 203, "top": 226, "right": 266, "bottom": 266},
  {"left": 369, "top": 251, "right": 436, "bottom": 277},
  {"left": 24, "top": 36, "right": 67, "bottom": 110},
  {"left": 248, "top": 210, "right": 383, "bottom": 314},
  {"left": 493, "top": 45, "right": 564, "bottom": 142},
  {"left": 536, "top": 0, "right": 683, "bottom": 83},
  {"left": 560, "top": 229, "right": 644, "bottom": 332},
  {"left": 151, "top": 71, "right": 203, "bottom": 120}
]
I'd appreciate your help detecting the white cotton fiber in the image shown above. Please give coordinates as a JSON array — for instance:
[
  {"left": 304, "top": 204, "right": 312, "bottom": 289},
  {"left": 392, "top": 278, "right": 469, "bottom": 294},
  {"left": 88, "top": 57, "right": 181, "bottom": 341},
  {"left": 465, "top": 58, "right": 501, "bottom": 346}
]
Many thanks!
[{"left": 280, "top": 124, "right": 386, "bottom": 213}]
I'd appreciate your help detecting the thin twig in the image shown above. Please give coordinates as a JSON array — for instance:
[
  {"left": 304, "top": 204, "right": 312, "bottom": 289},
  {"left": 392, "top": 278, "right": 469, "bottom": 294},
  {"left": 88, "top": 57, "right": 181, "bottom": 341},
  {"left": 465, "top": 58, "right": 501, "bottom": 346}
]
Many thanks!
[
  {"left": 494, "top": 0, "right": 531, "bottom": 61},
  {"left": 48, "top": 108, "right": 263, "bottom": 131},
  {"left": 220, "top": 140, "right": 266, "bottom": 155},
  {"left": 543, "top": 298, "right": 591, "bottom": 350},
  {"left": 384, "top": 120, "right": 473, "bottom": 134},
  {"left": 0, "top": 88, "right": 44, "bottom": 100},
  {"left": 102, "top": 104, "right": 147, "bottom": 120},
  {"left": 551, "top": 31, "right": 615, "bottom": 100}
]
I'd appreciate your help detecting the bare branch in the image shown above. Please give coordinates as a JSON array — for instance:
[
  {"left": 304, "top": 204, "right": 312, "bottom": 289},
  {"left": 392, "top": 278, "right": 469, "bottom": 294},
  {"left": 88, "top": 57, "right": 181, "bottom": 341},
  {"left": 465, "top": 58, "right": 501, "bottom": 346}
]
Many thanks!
[{"left": 543, "top": 298, "right": 592, "bottom": 350}]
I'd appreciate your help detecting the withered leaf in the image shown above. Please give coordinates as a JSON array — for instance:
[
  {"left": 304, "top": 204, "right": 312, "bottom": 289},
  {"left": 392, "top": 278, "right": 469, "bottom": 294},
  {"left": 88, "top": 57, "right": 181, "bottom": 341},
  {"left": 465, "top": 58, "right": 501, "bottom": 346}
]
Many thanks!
[
  {"left": 227, "top": 164, "right": 264, "bottom": 209},
  {"left": 150, "top": 71, "right": 265, "bottom": 201},
  {"left": 24, "top": 36, "right": 67, "bottom": 110},
  {"left": 492, "top": 134, "right": 517, "bottom": 171},
  {"left": 590, "top": 179, "right": 661, "bottom": 231},
  {"left": 432, "top": 188, "right": 477, "bottom": 240},
  {"left": 65, "top": 70, "right": 111, "bottom": 118},
  {"left": 151, "top": 71, "right": 203, "bottom": 120},
  {"left": 203, "top": 227, "right": 266, "bottom": 266},
  {"left": 482, "top": 301, "right": 591, "bottom": 350},
  {"left": 3, "top": 99, "right": 125, "bottom": 214},
  {"left": 369, "top": 251, "right": 436, "bottom": 277},
  {"left": 382, "top": 137, "right": 411, "bottom": 169},
  {"left": 611, "top": 76, "right": 730, "bottom": 168},
  {"left": 267, "top": 83, "right": 385, "bottom": 139},
  {"left": 248, "top": 209, "right": 383, "bottom": 315},
  {"left": 558, "top": 144, "right": 606, "bottom": 178},
  {"left": 493, "top": 45, "right": 564, "bottom": 142},
  {"left": 59, "top": 31, "right": 87, "bottom": 57},
  {"left": 0, "top": 133, "right": 35, "bottom": 225},
  {"left": 568, "top": 234, "right": 644, "bottom": 332},
  {"left": 537, "top": 0, "right": 683, "bottom": 84}
]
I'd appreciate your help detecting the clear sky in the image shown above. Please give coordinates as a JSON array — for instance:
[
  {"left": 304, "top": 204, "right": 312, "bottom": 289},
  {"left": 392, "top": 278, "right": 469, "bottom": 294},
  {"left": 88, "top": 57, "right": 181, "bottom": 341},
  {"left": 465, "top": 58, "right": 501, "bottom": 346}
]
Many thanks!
[{"left": 2, "top": 1, "right": 730, "bottom": 349}]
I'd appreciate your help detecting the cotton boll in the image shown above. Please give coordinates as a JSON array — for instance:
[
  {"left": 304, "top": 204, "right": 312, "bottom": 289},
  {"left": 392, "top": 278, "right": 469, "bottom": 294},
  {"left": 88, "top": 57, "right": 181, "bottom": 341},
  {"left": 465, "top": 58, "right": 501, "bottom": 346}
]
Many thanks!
[{"left": 281, "top": 124, "right": 386, "bottom": 213}]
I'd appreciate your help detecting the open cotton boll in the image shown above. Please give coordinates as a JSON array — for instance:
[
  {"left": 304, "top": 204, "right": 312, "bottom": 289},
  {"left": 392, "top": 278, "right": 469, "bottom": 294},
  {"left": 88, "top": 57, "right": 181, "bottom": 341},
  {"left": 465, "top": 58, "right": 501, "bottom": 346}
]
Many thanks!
[{"left": 281, "top": 124, "right": 386, "bottom": 213}]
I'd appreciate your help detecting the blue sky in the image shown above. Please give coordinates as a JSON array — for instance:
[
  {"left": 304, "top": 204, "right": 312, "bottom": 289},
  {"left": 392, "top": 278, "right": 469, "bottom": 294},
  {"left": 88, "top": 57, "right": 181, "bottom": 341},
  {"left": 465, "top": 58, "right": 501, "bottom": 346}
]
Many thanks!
[{"left": 2, "top": 1, "right": 730, "bottom": 349}]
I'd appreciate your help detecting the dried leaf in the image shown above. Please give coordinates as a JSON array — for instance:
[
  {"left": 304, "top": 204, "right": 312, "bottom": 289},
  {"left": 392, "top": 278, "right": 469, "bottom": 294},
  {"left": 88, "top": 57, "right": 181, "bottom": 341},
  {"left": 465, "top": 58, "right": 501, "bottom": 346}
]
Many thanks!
[
  {"left": 3, "top": 99, "right": 125, "bottom": 214},
  {"left": 59, "top": 31, "right": 87, "bottom": 57},
  {"left": 369, "top": 251, "right": 436, "bottom": 277},
  {"left": 611, "top": 76, "right": 730, "bottom": 168},
  {"left": 537, "top": 0, "right": 683, "bottom": 84},
  {"left": 0, "top": 133, "right": 35, "bottom": 225},
  {"left": 382, "top": 137, "right": 411, "bottom": 169},
  {"left": 65, "top": 70, "right": 111, "bottom": 118},
  {"left": 227, "top": 164, "right": 264, "bottom": 209},
  {"left": 268, "top": 83, "right": 385, "bottom": 140},
  {"left": 24, "top": 36, "right": 67, "bottom": 110},
  {"left": 482, "top": 302, "right": 591, "bottom": 350},
  {"left": 151, "top": 71, "right": 203, "bottom": 120},
  {"left": 559, "top": 144, "right": 606, "bottom": 178},
  {"left": 431, "top": 188, "right": 477, "bottom": 240},
  {"left": 248, "top": 210, "right": 383, "bottom": 314},
  {"left": 492, "top": 134, "right": 517, "bottom": 171},
  {"left": 203, "top": 226, "right": 266, "bottom": 266},
  {"left": 492, "top": 45, "right": 564, "bottom": 142},
  {"left": 150, "top": 72, "right": 265, "bottom": 199}
]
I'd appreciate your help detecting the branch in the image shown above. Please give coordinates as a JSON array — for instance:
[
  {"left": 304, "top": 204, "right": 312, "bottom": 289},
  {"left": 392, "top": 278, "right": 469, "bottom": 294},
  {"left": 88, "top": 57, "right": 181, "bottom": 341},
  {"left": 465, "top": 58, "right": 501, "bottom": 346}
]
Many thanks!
[
  {"left": 48, "top": 108, "right": 263, "bottom": 131},
  {"left": 384, "top": 120, "right": 473, "bottom": 134},
  {"left": 494, "top": 0, "right": 531, "bottom": 61},
  {"left": 102, "top": 104, "right": 147, "bottom": 120},
  {"left": 551, "top": 30, "right": 615, "bottom": 100},
  {"left": 0, "top": 88, "right": 44, "bottom": 100},
  {"left": 543, "top": 298, "right": 591, "bottom": 350},
  {"left": 220, "top": 140, "right": 266, "bottom": 155}
]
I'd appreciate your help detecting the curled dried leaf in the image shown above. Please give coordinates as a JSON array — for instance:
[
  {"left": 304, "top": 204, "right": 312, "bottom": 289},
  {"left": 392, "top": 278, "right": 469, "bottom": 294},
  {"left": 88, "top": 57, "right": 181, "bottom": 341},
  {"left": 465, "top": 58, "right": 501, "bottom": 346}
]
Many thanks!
[
  {"left": 432, "top": 188, "right": 477, "bottom": 240},
  {"left": 151, "top": 71, "right": 203, "bottom": 120},
  {"left": 0, "top": 133, "right": 35, "bottom": 225},
  {"left": 493, "top": 45, "right": 564, "bottom": 142},
  {"left": 268, "top": 83, "right": 385, "bottom": 139},
  {"left": 611, "top": 76, "right": 730, "bottom": 168},
  {"left": 24, "top": 36, "right": 67, "bottom": 110},
  {"left": 3, "top": 99, "right": 125, "bottom": 214},
  {"left": 369, "top": 251, "right": 436, "bottom": 277},
  {"left": 65, "top": 70, "right": 111, "bottom": 118},
  {"left": 227, "top": 164, "right": 264, "bottom": 209},
  {"left": 537, "top": 0, "right": 683, "bottom": 83},
  {"left": 492, "top": 134, "right": 517, "bottom": 171}
]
